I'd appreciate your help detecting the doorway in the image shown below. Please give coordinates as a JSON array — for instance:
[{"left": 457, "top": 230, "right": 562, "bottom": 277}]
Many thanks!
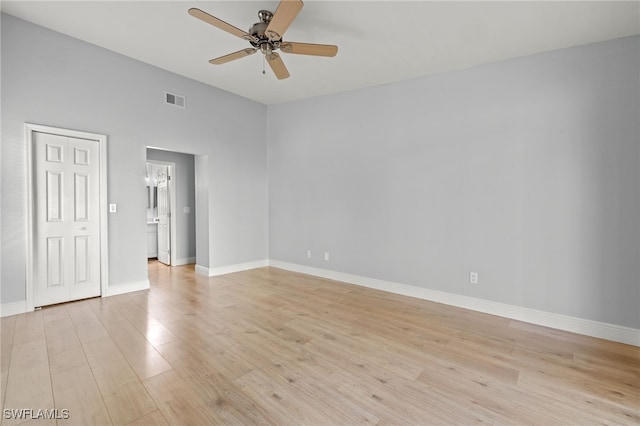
[
  {"left": 26, "top": 124, "right": 108, "bottom": 309},
  {"left": 146, "top": 161, "right": 175, "bottom": 266},
  {"left": 146, "top": 148, "right": 196, "bottom": 267}
]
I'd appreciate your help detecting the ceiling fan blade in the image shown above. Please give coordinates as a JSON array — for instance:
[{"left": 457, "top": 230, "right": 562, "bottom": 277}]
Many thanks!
[
  {"left": 209, "top": 48, "right": 257, "bottom": 65},
  {"left": 266, "top": 53, "right": 290, "bottom": 80},
  {"left": 188, "top": 8, "right": 257, "bottom": 43},
  {"left": 280, "top": 42, "right": 338, "bottom": 57},
  {"left": 265, "top": 0, "right": 303, "bottom": 40}
]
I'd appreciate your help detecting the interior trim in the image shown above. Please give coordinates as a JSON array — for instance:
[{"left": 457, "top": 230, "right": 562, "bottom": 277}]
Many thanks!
[{"left": 268, "top": 260, "right": 640, "bottom": 347}]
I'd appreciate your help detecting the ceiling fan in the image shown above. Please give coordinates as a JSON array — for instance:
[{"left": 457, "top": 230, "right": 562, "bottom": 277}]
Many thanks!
[{"left": 188, "top": 0, "right": 338, "bottom": 80}]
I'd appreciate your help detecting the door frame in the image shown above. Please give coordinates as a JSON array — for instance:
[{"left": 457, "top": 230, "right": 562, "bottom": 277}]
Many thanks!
[
  {"left": 146, "top": 160, "right": 177, "bottom": 266},
  {"left": 25, "top": 123, "right": 109, "bottom": 310}
]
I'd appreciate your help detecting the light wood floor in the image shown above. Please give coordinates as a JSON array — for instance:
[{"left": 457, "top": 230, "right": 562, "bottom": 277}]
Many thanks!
[{"left": 1, "top": 261, "right": 638, "bottom": 425}]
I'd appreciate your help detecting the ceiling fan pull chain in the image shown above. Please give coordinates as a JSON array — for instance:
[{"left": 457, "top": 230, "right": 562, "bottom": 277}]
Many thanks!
[{"left": 262, "top": 55, "right": 266, "bottom": 75}]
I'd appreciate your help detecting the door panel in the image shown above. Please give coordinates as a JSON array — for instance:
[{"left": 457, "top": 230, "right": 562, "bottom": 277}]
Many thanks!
[
  {"left": 46, "top": 171, "right": 63, "bottom": 222},
  {"left": 68, "top": 137, "right": 100, "bottom": 300},
  {"left": 157, "top": 169, "right": 171, "bottom": 265},
  {"left": 33, "top": 132, "right": 101, "bottom": 306},
  {"left": 74, "top": 173, "right": 89, "bottom": 221},
  {"left": 46, "top": 237, "right": 64, "bottom": 287},
  {"left": 75, "top": 235, "right": 90, "bottom": 282}
]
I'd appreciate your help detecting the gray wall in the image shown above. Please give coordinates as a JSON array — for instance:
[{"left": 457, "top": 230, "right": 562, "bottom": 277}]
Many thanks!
[
  {"left": 268, "top": 36, "right": 640, "bottom": 328},
  {"left": 194, "top": 155, "right": 210, "bottom": 269},
  {"left": 2, "top": 12, "right": 638, "bottom": 331},
  {"left": 1, "top": 13, "right": 268, "bottom": 302},
  {"left": 147, "top": 148, "right": 196, "bottom": 262}
]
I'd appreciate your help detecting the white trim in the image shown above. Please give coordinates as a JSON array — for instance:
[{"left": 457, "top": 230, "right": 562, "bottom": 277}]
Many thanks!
[
  {"left": 25, "top": 124, "right": 109, "bottom": 311},
  {"left": 195, "top": 264, "right": 210, "bottom": 276},
  {"left": 173, "top": 257, "right": 196, "bottom": 266},
  {"left": 268, "top": 260, "right": 640, "bottom": 347},
  {"left": 201, "top": 259, "right": 269, "bottom": 277},
  {"left": 104, "top": 280, "right": 150, "bottom": 297},
  {"left": 0, "top": 301, "right": 28, "bottom": 318}
]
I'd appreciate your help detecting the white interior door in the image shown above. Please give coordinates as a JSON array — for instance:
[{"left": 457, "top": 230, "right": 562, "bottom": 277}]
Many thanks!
[
  {"left": 33, "top": 131, "right": 102, "bottom": 307},
  {"left": 157, "top": 169, "right": 171, "bottom": 265}
]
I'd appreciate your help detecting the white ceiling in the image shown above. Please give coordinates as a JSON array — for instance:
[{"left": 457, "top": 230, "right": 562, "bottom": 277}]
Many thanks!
[{"left": 2, "top": 1, "right": 639, "bottom": 105}]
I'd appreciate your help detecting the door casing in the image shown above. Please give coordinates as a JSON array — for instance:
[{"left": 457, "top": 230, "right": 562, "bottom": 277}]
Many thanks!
[{"left": 25, "top": 123, "right": 109, "bottom": 311}]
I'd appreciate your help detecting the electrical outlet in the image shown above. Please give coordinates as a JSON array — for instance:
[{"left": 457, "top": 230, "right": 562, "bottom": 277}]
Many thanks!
[
  {"left": 306, "top": 250, "right": 312, "bottom": 259},
  {"left": 109, "top": 203, "right": 117, "bottom": 213},
  {"left": 324, "top": 252, "right": 330, "bottom": 261},
  {"left": 470, "top": 272, "right": 478, "bottom": 284}
]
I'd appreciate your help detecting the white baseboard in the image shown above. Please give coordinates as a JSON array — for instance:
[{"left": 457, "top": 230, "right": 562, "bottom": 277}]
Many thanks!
[
  {"left": 268, "top": 260, "right": 640, "bottom": 347},
  {"left": 195, "top": 264, "right": 209, "bottom": 276},
  {"left": 173, "top": 257, "right": 196, "bottom": 266},
  {"left": 1, "top": 280, "right": 150, "bottom": 316},
  {"left": 205, "top": 259, "right": 269, "bottom": 277},
  {"left": 195, "top": 259, "right": 270, "bottom": 277},
  {"left": 0, "top": 300, "right": 27, "bottom": 318},
  {"left": 105, "top": 280, "right": 150, "bottom": 297}
]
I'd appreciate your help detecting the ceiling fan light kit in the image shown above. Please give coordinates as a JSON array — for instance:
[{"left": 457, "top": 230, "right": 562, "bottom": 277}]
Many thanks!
[{"left": 188, "top": 0, "right": 338, "bottom": 80}]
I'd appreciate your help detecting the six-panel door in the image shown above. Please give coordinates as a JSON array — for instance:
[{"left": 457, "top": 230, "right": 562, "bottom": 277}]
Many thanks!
[{"left": 33, "top": 132, "right": 101, "bottom": 307}]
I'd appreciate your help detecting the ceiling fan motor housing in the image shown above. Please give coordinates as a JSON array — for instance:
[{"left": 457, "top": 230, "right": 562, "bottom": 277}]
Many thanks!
[{"left": 249, "top": 11, "right": 281, "bottom": 53}]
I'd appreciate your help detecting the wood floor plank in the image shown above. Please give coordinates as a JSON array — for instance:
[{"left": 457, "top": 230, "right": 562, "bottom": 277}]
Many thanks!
[
  {"left": 124, "top": 409, "right": 169, "bottom": 426},
  {"left": 51, "top": 363, "right": 111, "bottom": 426},
  {"left": 517, "top": 372, "right": 640, "bottom": 424},
  {"left": 156, "top": 339, "right": 273, "bottom": 425},
  {"left": 44, "top": 315, "right": 87, "bottom": 375},
  {"left": 142, "top": 370, "right": 222, "bottom": 425},
  {"left": 101, "top": 379, "right": 157, "bottom": 425},
  {"left": 233, "top": 368, "right": 332, "bottom": 425},
  {"left": 157, "top": 337, "right": 254, "bottom": 382},
  {"left": 44, "top": 317, "right": 81, "bottom": 357},
  {"left": 41, "top": 303, "right": 70, "bottom": 323},
  {"left": 1, "top": 261, "right": 637, "bottom": 425},
  {"left": 510, "top": 345, "right": 640, "bottom": 406},
  {"left": 109, "top": 297, "right": 179, "bottom": 348},
  {"left": 0, "top": 315, "right": 17, "bottom": 418},
  {"left": 67, "top": 302, "right": 110, "bottom": 343},
  {"left": 417, "top": 362, "right": 584, "bottom": 424},
  {"left": 228, "top": 339, "right": 379, "bottom": 424},
  {"left": 0, "top": 370, "right": 8, "bottom": 424},
  {"left": 48, "top": 344, "right": 87, "bottom": 376},
  {"left": 11, "top": 311, "right": 45, "bottom": 348},
  {"left": 572, "top": 346, "right": 640, "bottom": 377},
  {"left": 332, "top": 367, "right": 470, "bottom": 425},
  {"left": 284, "top": 316, "right": 427, "bottom": 380},
  {"left": 100, "top": 319, "right": 172, "bottom": 381},
  {"left": 3, "top": 340, "right": 54, "bottom": 426},
  {"left": 82, "top": 336, "right": 139, "bottom": 396},
  {"left": 86, "top": 296, "right": 130, "bottom": 325}
]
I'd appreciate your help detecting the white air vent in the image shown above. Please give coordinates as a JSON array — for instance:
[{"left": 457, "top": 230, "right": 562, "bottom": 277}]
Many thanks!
[{"left": 164, "top": 92, "right": 185, "bottom": 109}]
